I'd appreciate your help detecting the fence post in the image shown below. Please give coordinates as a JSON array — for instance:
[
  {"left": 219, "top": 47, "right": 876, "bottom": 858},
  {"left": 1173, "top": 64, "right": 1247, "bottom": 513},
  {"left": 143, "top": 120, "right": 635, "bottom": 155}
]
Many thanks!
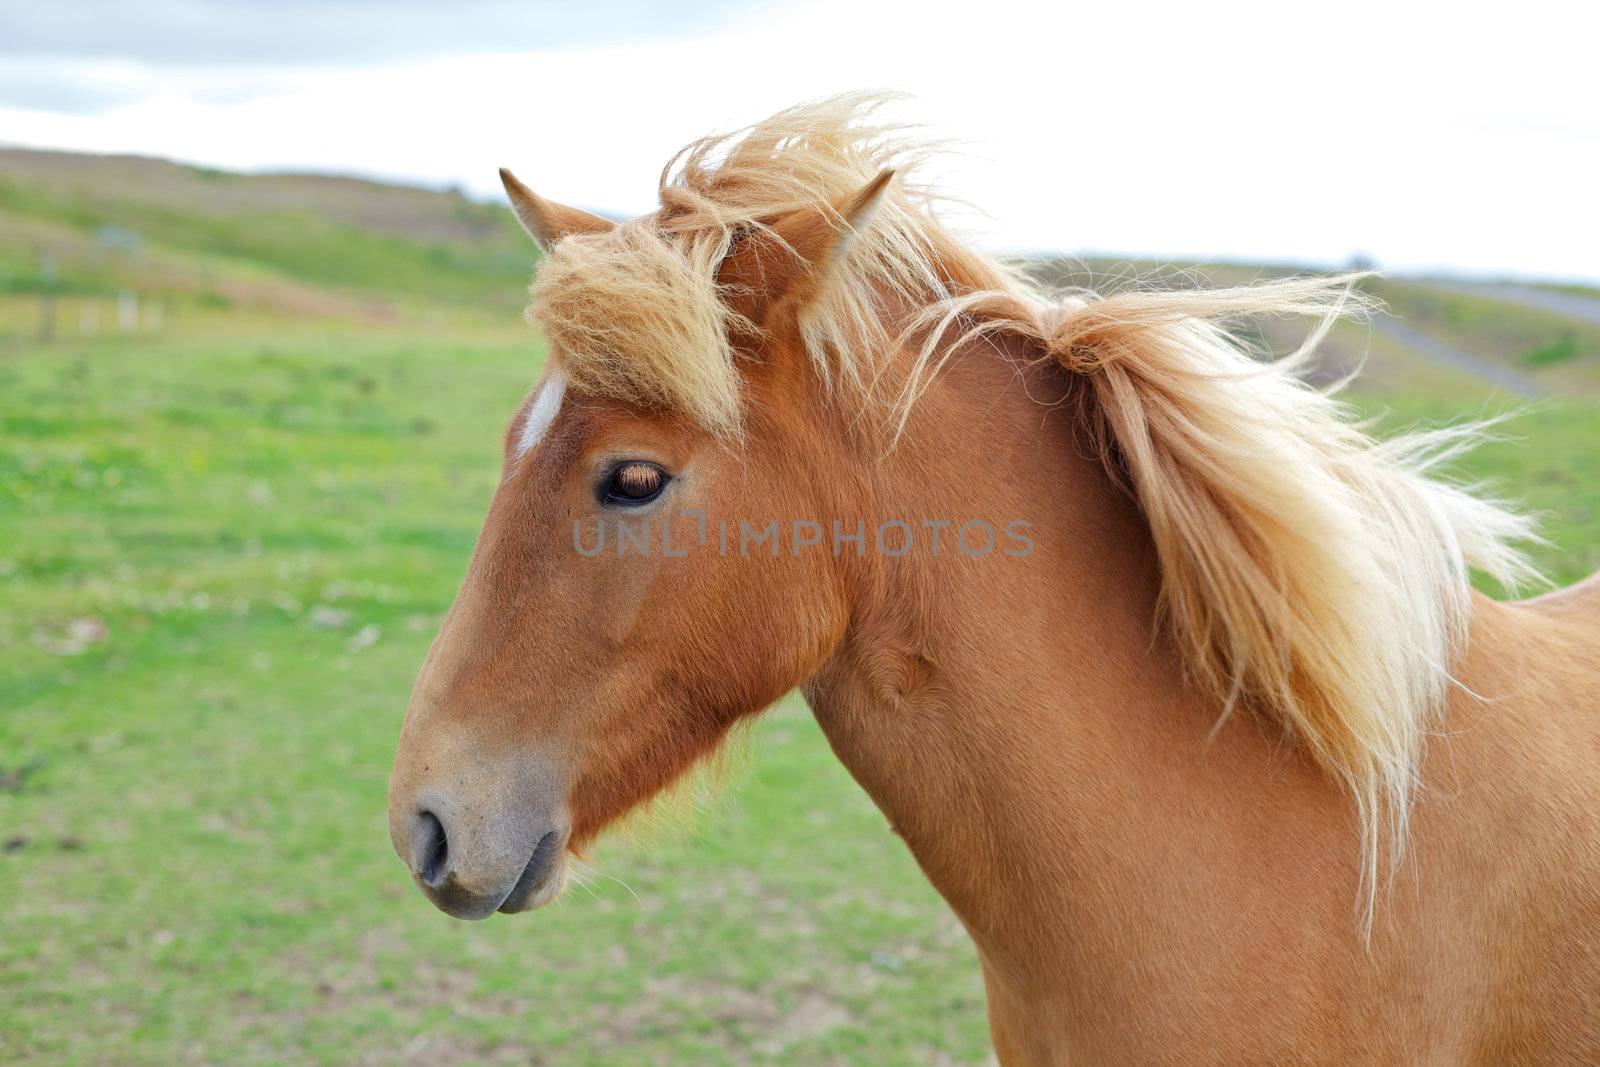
[{"left": 37, "top": 252, "right": 58, "bottom": 342}]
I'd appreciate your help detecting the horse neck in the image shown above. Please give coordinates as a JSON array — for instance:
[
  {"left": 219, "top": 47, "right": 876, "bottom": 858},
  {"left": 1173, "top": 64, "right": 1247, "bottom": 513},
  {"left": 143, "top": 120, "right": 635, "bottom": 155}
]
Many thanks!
[{"left": 801, "top": 336, "right": 1333, "bottom": 982}]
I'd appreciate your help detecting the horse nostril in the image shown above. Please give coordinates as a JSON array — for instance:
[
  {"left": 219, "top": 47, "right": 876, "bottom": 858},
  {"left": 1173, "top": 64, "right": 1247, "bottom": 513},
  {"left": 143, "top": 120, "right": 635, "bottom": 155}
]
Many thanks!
[{"left": 415, "top": 810, "right": 449, "bottom": 887}]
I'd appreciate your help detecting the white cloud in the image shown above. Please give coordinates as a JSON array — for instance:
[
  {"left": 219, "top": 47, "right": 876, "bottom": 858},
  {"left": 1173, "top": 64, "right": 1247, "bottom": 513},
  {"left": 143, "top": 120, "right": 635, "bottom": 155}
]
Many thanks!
[{"left": 2, "top": 0, "right": 1596, "bottom": 280}]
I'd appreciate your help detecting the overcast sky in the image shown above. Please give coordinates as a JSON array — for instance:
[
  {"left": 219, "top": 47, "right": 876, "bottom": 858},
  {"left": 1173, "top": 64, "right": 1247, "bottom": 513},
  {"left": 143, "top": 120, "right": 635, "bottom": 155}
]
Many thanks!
[{"left": 2, "top": 0, "right": 1596, "bottom": 282}]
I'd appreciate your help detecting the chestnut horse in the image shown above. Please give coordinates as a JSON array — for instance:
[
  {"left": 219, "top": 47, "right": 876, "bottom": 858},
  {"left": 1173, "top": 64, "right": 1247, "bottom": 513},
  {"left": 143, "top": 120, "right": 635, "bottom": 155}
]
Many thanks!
[{"left": 389, "top": 96, "right": 1600, "bottom": 1063}]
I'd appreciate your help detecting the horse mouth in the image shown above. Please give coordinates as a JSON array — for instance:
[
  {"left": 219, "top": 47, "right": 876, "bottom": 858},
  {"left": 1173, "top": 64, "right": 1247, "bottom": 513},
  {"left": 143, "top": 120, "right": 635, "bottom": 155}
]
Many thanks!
[
  {"left": 496, "top": 830, "right": 568, "bottom": 914},
  {"left": 412, "top": 828, "right": 569, "bottom": 920}
]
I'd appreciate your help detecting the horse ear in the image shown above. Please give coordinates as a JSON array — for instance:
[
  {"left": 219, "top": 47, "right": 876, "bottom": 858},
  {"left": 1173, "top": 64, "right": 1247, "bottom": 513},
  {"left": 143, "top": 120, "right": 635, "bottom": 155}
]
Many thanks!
[
  {"left": 725, "top": 169, "right": 895, "bottom": 321},
  {"left": 778, "top": 168, "right": 894, "bottom": 288},
  {"left": 498, "top": 168, "right": 614, "bottom": 251}
]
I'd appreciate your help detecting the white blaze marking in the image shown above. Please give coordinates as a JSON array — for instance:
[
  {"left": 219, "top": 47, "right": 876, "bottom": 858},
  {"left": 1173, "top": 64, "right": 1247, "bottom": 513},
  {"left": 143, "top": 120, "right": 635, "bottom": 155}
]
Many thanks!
[{"left": 516, "top": 373, "right": 566, "bottom": 458}]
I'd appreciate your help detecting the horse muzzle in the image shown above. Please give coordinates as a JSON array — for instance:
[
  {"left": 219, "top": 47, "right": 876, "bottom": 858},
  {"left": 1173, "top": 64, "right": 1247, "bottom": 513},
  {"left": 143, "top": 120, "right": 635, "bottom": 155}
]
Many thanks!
[
  {"left": 395, "top": 805, "right": 570, "bottom": 919},
  {"left": 387, "top": 728, "right": 571, "bottom": 920}
]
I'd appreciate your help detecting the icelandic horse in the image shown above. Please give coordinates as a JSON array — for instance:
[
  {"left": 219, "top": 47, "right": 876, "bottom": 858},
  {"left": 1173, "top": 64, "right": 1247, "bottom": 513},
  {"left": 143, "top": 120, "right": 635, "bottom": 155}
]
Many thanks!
[{"left": 389, "top": 96, "right": 1600, "bottom": 1064}]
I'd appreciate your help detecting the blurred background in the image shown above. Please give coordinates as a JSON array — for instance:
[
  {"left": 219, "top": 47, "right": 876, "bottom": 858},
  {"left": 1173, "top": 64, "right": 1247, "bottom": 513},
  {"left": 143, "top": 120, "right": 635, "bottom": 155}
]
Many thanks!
[{"left": 1, "top": 2, "right": 1596, "bottom": 1064}]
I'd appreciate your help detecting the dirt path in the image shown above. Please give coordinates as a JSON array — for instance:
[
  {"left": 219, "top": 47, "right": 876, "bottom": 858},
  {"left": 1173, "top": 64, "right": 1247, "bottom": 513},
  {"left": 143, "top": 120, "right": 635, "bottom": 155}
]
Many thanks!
[
  {"left": 1369, "top": 316, "right": 1542, "bottom": 398},
  {"left": 1422, "top": 281, "right": 1600, "bottom": 327}
]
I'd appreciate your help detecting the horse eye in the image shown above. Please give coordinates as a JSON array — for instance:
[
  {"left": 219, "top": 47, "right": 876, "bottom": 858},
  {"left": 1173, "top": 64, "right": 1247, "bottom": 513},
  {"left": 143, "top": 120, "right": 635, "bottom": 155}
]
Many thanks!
[{"left": 601, "top": 462, "right": 668, "bottom": 506}]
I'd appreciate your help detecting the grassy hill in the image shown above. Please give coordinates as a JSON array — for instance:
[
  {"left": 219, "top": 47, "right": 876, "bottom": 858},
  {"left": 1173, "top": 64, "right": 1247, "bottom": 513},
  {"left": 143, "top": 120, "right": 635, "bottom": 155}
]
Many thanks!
[
  {"left": 6, "top": 144, "right": 1598, "bottom": 394},
  {"left": 0, "top": 147, "right": 539, "bottom": 336}
]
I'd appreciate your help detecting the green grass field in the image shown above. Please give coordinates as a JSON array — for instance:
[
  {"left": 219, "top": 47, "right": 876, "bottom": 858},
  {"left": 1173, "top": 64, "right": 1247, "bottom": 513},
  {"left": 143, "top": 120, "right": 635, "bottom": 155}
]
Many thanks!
[
  {"left": 2, "top": 149, "right": 1598, "bottom": 1065},
  {"left": 0, "top": 326, "right": 994, "bottom": 1066}
]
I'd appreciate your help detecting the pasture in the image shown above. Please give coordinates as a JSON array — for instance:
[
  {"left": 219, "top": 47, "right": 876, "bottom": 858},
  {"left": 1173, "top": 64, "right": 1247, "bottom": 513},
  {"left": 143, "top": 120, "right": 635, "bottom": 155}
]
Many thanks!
[
  {"left": 0, "top": 326, "right": 992, "bottom": 1065},
  {"left": 2, "top": 151, "right": 1598, "bottom": 1064}
]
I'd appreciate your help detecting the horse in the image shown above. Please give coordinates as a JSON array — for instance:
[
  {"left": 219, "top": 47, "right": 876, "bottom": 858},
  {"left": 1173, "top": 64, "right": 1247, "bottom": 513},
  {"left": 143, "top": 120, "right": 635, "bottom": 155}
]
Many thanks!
[{"left": 387, "top": 94, "right": 1600, "bottom": 1064}]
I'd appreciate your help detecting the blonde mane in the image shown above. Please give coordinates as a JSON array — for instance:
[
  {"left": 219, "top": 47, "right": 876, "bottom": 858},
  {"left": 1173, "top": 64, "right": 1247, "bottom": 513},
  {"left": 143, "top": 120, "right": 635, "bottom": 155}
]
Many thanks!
[{"left": 526, "top": 93, "right": 1539, "bottom": 911}]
